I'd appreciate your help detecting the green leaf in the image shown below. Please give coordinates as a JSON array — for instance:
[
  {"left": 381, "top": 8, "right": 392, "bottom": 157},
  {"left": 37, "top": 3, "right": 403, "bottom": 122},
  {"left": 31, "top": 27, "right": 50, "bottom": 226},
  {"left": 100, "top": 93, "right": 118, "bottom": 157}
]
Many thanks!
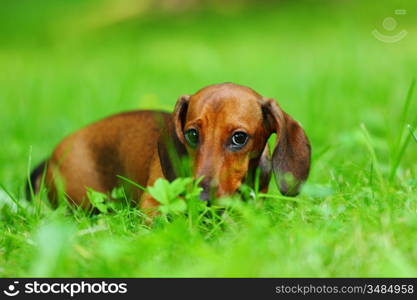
[
  {"left": 148, "top": 178, "right": 193, "bottom": 205},
  {"left": 159, "top": 199, "right": 187, "bottom": 214},
  {"left": 147, "top": 178, "right": 196, "bottom": 215},
  {"left": 111, "top": 186, "right": 125, "bottom": 200},
  {"left": 147, "top": 179, "right": 171, "bottom": 205},
  {"left": 86, "top": 188, "right": 109, "bottom": 213}
]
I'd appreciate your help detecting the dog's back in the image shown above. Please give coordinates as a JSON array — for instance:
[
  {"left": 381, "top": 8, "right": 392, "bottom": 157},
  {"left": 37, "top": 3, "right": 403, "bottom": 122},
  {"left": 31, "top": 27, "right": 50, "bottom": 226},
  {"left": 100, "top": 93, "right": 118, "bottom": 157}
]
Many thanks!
[{"left": 28, "top": 111, "right": 171, "bottom": 208}]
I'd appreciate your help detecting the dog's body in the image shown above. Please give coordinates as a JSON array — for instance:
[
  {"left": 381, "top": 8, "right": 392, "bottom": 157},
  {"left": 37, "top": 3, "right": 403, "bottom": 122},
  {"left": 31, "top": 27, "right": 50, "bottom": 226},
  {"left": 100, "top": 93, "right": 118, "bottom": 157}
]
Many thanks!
[
  {"left": 35, "top": 111, "right": 172, "bottom": 210},
  {"left": 29, "top": 83, "right": 311, "bottom": 214}
]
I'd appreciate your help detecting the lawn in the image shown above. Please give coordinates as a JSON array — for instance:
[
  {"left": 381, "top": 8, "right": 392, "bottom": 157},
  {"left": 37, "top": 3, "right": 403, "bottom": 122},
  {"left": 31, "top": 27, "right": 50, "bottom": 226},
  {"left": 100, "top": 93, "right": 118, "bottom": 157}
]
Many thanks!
[{"left": 1, "top": 0, "right": 417, "bottom": 277}]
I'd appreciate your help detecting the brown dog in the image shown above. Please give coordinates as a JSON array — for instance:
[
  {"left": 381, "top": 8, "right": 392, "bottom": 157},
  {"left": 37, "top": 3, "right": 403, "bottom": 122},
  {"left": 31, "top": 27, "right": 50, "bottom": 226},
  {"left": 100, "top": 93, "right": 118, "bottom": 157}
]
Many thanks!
[{"left": 28, "top": 83, "right": 311, "bottom": 214}]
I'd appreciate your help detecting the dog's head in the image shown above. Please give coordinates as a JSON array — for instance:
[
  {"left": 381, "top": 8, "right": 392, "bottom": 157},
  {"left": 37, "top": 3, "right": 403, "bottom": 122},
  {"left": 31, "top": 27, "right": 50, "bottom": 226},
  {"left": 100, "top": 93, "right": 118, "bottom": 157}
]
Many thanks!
[{"left": 158, "top": 83, "right": 311, "bottom": 200}]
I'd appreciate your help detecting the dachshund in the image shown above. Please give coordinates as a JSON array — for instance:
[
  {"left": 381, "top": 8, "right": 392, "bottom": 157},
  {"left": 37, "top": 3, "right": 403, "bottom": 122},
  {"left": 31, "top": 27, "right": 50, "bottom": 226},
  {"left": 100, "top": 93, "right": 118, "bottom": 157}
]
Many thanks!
[{"left": 27, "top": 83, "right": 311, "bottom": 215}]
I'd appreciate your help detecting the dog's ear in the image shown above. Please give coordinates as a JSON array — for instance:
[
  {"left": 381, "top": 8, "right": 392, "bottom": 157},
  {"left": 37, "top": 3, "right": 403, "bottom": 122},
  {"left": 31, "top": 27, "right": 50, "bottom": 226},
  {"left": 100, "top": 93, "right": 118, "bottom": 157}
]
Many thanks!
[
  {"left": 260, "top": 98, "right": 311, "bottom": 196},
  {"left": 157, "top": 95, "right": 190, "bottom": 181},
  {"left": 173, "top": 95, "right": 190, "bottom": 144}
]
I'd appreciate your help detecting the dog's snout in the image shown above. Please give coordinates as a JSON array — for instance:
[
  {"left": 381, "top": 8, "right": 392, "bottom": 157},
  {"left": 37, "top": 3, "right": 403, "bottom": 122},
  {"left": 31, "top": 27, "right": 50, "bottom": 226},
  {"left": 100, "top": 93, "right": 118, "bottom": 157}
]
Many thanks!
[
  {"left": 199, "top": 189, "right": 210, "bottom": 201},
  {"left": 198, "top": 179, "right": 215, "bottom": 201}
]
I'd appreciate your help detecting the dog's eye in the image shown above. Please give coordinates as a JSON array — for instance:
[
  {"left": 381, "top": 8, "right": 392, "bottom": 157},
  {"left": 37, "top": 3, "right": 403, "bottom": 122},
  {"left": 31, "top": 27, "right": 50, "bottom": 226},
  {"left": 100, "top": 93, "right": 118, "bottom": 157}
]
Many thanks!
[
  {"left": 230, "top": 131, "right": 248, "bottom": 150},
  {"left": 185, "top": 128, "right": 199, "bottom": 148}
]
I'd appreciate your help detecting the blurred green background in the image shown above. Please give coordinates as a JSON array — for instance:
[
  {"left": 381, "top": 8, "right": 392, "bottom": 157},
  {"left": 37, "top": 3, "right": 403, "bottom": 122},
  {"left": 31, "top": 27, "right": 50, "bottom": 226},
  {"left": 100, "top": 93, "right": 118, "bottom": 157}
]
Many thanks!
[
  {"left": 1, "top": 0, "right": 417, "bottom": 187},
  {"left": 1, "top": 0, "right": 417, "bottom": 277}
]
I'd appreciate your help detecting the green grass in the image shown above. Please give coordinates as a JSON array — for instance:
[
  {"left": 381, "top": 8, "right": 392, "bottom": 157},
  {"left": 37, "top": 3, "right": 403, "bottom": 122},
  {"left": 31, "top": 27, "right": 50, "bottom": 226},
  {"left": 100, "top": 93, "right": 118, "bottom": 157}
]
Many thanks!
[{"left": 1, "top": 0, "right": 417, "bottom": 277}]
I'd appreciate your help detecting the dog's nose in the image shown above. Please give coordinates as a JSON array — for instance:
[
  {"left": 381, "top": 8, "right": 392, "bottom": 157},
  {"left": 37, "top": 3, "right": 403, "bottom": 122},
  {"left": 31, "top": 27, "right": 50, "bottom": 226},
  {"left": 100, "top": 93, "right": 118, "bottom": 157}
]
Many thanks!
[
  {"left": 198, "top": 179, "right": 214, "bottom": 201},
  {"left": 199, "top": 189, "right": 210, "bottom": 201}
]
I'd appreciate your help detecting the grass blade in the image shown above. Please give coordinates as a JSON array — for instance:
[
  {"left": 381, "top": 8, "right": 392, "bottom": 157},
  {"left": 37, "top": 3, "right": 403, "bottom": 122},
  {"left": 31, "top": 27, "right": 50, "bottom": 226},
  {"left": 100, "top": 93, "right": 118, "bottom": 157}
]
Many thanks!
[
  {"left": 0, "top": 184, "right": 28, "bottom": 217},
  {"left": 116, "top": 175, "right": 146, "bottom": 191},
  {"left": 360, "top": 123, "right": 384, "bottom": 186},
  {"left": 389, "top": 79, "right": 416, "bottom": 180},
  {"left": 398, "top": 79, "right": 416, "bottom": 140},
  {"left": 409, "top": 125, "right": 417, "bottom": 144},
  {"left": 26, "top": 146, "right": 35, "bottom": 200}
]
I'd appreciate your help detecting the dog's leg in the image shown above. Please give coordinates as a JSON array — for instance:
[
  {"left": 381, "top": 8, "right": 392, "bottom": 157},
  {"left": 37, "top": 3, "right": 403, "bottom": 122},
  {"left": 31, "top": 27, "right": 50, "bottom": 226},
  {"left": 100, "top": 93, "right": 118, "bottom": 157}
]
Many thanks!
[{"left": 139, "top": 152, "right": 163, "bottom": 217}]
